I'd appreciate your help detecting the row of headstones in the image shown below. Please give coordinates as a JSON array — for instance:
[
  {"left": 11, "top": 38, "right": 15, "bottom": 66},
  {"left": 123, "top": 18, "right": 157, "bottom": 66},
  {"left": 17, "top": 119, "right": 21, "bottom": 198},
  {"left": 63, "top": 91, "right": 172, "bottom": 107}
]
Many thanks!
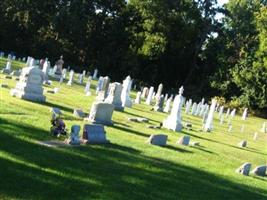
[{"left": 237, "top": 163, "right": 266, "bottom": 177}]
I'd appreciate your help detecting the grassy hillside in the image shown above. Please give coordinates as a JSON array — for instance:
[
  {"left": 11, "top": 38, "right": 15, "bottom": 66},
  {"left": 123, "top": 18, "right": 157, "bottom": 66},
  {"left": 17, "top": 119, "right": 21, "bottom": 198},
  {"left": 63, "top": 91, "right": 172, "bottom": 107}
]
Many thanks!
[{"left": 0, "top": 58, "right": 266, "bottom": 200}]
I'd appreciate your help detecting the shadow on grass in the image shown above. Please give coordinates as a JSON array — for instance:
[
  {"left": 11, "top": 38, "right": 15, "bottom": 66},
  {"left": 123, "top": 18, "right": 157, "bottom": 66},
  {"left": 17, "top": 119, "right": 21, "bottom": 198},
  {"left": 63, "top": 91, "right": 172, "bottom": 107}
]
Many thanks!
[
  {"left": 112, "top": 124, "right": 149, "bottom": 137},
  {"left": 181, "top": 130, "right": 267, "bottom": 157},
  {"left": 0, "top": 118, "right": 266, "bottom": 200},
  {"left": 165, "top": 144, "right": 193, "bottom": 153}
]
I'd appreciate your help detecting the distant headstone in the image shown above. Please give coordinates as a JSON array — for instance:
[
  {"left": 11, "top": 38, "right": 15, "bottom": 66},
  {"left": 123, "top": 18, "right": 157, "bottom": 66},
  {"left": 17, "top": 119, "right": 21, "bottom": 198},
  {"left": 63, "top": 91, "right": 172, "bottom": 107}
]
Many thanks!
[
  {"left": 73, "top": 109, "right": 85, "bottom": 118},
  {"left": 141, "top": 87, "right": 149, "bottom": 98},
  {"left": 104, "top": 82, "right": 124, "bottom": 111},
  {"left": 251, "top": 165, "right": 266, "bottom": 176},
  {"left": 10, "top": 70, "right": 21, "bottom": 77},
  {"left": 163, "top": 97, "right": 172, "bottom": 113},
  {"left": 67, "top": 70, "right": 74, "bottom": 86},
  {"left": 146, "top": 134, "right": 168, "bottom": 146},
  {"left": 86, "top": 102, "right": 114, "bottom": 125},
  {"left": 2, "top": 60, "right": 12, "bottom": 74},
  {"left": 176, "top": 135, "right": 190, "bottom": 146},
  {"left": 78, "top": 73, "right": 84, "bottom": 84},
  {"left": 154, "top": 95, "right": 164, "bottom": 112},
  {"left": 236, "top": 163, "right": 251, "bottom": 176},
  {"left": 135, "top": 91, "right": 142, "bottom": 104},
  {"left": 92, "top": 69, "right": 98, "bottom": 80},
  {"left": 84, "top": 78, "right": 92, "bottom": 96},
  {"left": 261, "top": 122, "right": 267, "bottom": 133},
  {"left": 204, "top": 98, "right": 217, "bottom": 132},
  {"left": 145, "top": 87, "right": 154, "bottom": 105},
  {"left": 191, "top": 102, "right": 197, "bottom": 115},
  {"left": 83, "top": 124, "right": 109, "bottom": 144},
  {"left": 242, "top": 108, "right": 248, "bottom": 120},
  {"left": 238, "top": 140, "right": 247, "bottom": 148},
  {"left": 121, "top": 76, "right": 132, "bottom": 107},
  {"left": 185, "top": 99, "right": 192, "bottom": 114},
  {"left": 155, "top": 83, "right": 163, "bottom": 99},
  {"left": 10, "top": 66, "right": 46, "bottom": 102}
]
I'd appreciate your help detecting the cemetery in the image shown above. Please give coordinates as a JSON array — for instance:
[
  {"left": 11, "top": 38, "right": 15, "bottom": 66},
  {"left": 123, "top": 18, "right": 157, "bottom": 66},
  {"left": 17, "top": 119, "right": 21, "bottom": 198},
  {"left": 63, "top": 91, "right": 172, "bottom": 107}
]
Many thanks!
[
  {"left": 0, "top": 0, "right": 267, "bottom": 199},
  {"left": 0, "top": 55, "right": 266, "bottom": 200}
]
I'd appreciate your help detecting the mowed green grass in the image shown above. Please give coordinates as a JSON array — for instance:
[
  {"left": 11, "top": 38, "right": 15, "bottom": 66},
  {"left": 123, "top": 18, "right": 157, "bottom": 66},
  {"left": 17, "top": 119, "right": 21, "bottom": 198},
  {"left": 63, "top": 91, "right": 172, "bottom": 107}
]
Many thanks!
[{"left": 0, "top": 57, "right": 266, "bottom": 200}]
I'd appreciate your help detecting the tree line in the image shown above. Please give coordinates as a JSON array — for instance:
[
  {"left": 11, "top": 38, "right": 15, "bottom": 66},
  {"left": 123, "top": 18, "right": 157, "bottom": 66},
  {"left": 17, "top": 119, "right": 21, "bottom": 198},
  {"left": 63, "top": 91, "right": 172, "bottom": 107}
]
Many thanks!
[{"left": 0, "top": 0, "right": 266, "bottom": 112}]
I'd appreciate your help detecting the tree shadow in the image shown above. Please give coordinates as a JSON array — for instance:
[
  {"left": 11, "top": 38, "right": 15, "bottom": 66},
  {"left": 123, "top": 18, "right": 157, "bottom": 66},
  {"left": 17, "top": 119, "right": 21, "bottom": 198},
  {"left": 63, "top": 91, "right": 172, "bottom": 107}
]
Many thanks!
[{"left": 112, "top": 124, "right": 149, "bottom": 138}]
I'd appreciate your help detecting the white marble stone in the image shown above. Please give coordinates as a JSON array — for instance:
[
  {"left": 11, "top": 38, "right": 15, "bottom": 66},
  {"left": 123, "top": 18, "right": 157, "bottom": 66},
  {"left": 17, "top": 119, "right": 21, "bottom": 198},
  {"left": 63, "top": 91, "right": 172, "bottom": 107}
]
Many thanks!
[
  {"left": 105, "top": 82, "right": 124, "bottom": 111},
  {"left": 10, "top": 66, "right": 46, "bottom": 102},
  {"left": 242, "top": 108, "right": 248, "bottom": 120},
  {"left": 121, "top": 76, "right": 132, "bottom": 108},
  {"left": 145, "top": 87, "right": 154, "bottom": 105},
  {"left": 86, "top": 102, "right": 114, "bottom": 125},
  {"left": 92, "top": 69, "right": 98, "bottom": 80},
  {"left": 135, "top": 91, "right": 142, "bottom": 104},
  {"left": 163, "top": 97, "right": 172, "bottom": 113},
  {"left": 146, "top": 134, "right": 168, "bottom": 146},
  {"left": 204, "top": 99, "right": 217, "bottom": 132},
  {"left": 162, "top": 86, "right": 184, "bottom": 132},
  {"left": 67, "top": 70, "right": 74, "bottom": 86},
  {"left": 236, "top": 163, "right": 251, "bottom": 176}
]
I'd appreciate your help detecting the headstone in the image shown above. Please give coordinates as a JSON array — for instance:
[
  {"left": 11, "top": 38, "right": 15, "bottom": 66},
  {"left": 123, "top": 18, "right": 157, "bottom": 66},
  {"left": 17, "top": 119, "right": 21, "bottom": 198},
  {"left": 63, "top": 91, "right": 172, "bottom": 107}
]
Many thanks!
[
  {"left": 135, "top": 91, "right": 142, "bottom": 104},
  {"left": 66, "top": 125, "right": 81, "bottom": 145},
  {"left": 83, "top": 124, "right": 109, "bottom": 144},
  {"left": 242, "top": 108, "right": 248, "bottom": 120},
  {"left": 42, "top": 58, "right": 50, "bottom": 79},
  {"left": 86, "top": 102, "right": 114, "bottom": 125},
  {"left": 162, "top": 86, "right": 184, "bottom": 132},
  {"left": 141, "top": 87, "right": 149, "bottom": 98},
  {"left": 218, "top": 106, "right": 224, "bottom": 119},
  {"left": 10, "top": 70, "right": 21, "bottom": 77},
  {"left": 2, "top": 60, "right": 12, "bottom": 74},
  {"left": 67, "top": 70, "right": 74, "bottom": 86},
  {"left": 185, "top": 99, "right": 192, "bottom": 114},
  {"left": 176, "top": 135, "right": 190, "bottom": 146},
  {"left": 62, "top": 68, "right": 67, "bottom": 79},
  {"left": 236, "top": 163, "right": 251, "bottom": 176},
  {"left": 84, "top": 78, "right": 92, "bottom": 96},
  {"left": 154, "top": 95, "right": 164, "bottom": 112},
  {"left": 225, "top": 108, "right": 230, "bottom": 118},
  {"left": 163, "top": 97, "right": 172, "bottom": 113},
  {"left": 96, "top": 76, "right": 104, "bottom": 94},
  {"left": 155, "top": 83, "right": 163, "bottom": 99},
  {"left": 121, "top": 76, "right": 132, "bottom": 108},
  {"left": 104, "top": 82, "right": 124, "bottom": 111},
  {"left": 145, "top": 87, "right": 154, "bottom": 105},
  {"left": 146, "top": 134, "right": 167, "bottom": 146},
  {"left": 10, "top": 66, "right": 46, "bottom": 102},
  {"left": 204, "top": 99, "right": 217, "bottom": 132},
  {"left": 238, "top": 140, "right": 247, "bottom": 148},
  {"left": 92, "top": 69, "right": 98, "bottom": 80},
  {"left": 55, "top": 55, "right": 64, "bottom": 75},
  {"left": 191, "top": 102, "right": 197, "bottom": 115},
  {"left": 78, "top": 73, "right": 84, "bottom": 84},
  {"left": 73, "top": 109, "right": 85, "bottom": 118},
  {"left": 251, "top": 165, "right": 267, "bottom": 176}
]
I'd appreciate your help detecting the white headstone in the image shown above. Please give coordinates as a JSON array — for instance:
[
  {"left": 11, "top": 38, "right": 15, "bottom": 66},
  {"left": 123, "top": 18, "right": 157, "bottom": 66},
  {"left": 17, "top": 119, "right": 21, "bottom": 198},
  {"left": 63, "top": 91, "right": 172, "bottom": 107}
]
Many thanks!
[
  {"left": 204, "top": 98, "right": 217, "bottom": 132},
  {"left": 242, "top": 108, "right": 248, "bottom": 120},
  {"left": 162, "top": 86, "right": 184, "bottom": 132},
  {"left": 105, "top": 82, "right": 124, "bottom": 111},
  {"left": 145, "top": 87, "right": 154, "bottom": 105},
  {"left": 86, "top": 102, "right": 114, "bottom": 125},
  {"left": 135, "top": 91, "right": 142, "bottom": 104},
  {"left": 121, "top": 76, "right": 132, "bottom": 108},
  {"left": 67, "top": 70, "right": 74, "bottom": 86}
]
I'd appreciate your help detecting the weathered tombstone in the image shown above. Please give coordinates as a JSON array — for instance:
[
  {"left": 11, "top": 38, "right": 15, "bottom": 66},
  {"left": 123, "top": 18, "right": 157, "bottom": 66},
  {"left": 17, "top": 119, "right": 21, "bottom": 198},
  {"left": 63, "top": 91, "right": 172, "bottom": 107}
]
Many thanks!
[
  {"left": 238, "top": 140, "right": 247, "bottom": 148},
  {"left": 10, "top": 66, "right": 46, "bottom": 102},
  {"left": 185, "top": 99, "right": 192, "bottom": 114},
  {"left": 141, "top": 87, "right": 149, "bottom": 98},
  {"left": 195, "top": 102, "right": 202, "bottom": 116},
  {"left": 236, "top": 163, "right": 251, "bottom": 176},
  {"left": 62, "top": 68, "right": 67, "bottom": 79},
  {"left": 146, "top": 134, "right": 168, "bottom": 146},
  {"left": 163, "top": 97, "right": 172, "bottom": 113},
  {"left": 67, "top": 70, "right": 74, "bottom": 86},
  {"left": 42, "top": 58, "right": 50, "bottom": 80},
  {"left": 78, "top": 73, "right": 84, "bottom": 84},
  {"left": 84, "top": 79, "right": 91, "bottom": 96},
  {"left": 135, "top": 91, "right": 142, "bottom": 104},
  {"left": 2, "top": 59, "right": 12, "bottom": 74},
  {"left": 96, "top": 76, "right": 104, "bottom": 94},
  {"left": 10, "top": 69, "right": 21, "bottom": 77},
  {"left": 55, "top": 55, "right": 64, "bottom": 75},
  {"left": 218, "top": 106, "right": 224, "bottom": 119},
  {"left": 242, "top": 108, "right": 248, "bottom": 120},
  {"left": 225, "top": 108, "right": 230, "bottom": 118},
  {"left": 204, "top": 98, "right": 217, "bottom": 132},
  {"left": 73, "top": 109, "right": 85, "bottom": 118},
  {"left": 191, "top": 102, "right": 197, "bottom": 115},
  {"left": 154, "top": 95, "right": 164, "bottom": 112},
  {"left": 86, "top": 102, "right": 114, "bottom": 125},
  {"left": 121, "top": 76, "right": 132, "bottom": 108},
  {"left": 145, "top": 87, "right": 154, "bottom": 105},
  {"left": 66, "top": 125, "right": 81, "bottom": 145},
  {"left": 162, "top": 86, "right": 184, "bottom": 132},
  {"left": 251, "top": 165, "right": 266, "bottom": 176},
  {"left": 92, "top": 69, "right": 98, "bottom": 80},
  {"left": 155, "top": 83, "right": 163, "bottom": 99},
  {"left": 104, "top": 82, "right": 124, "bottom": 111},
  {"left": 83, "top": 124, "right": 109, "bottom": 144},
  {"left": 177, "top": 135, "right": 190, "bottom": 146}
]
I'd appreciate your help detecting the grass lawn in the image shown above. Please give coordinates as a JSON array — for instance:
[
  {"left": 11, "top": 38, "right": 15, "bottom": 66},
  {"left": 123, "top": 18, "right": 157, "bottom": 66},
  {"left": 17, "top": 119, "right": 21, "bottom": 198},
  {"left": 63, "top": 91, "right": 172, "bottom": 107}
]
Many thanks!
[{"left": 0, "top": 57, "right": 266, "bottom": 200}]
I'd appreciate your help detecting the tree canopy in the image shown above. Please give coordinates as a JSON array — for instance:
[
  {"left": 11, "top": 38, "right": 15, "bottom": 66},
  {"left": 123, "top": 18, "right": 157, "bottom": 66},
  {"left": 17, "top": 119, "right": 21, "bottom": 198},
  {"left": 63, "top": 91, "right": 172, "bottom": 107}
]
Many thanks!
[{"left": 0, "top": 0, "right": 266, "bottom": 111}]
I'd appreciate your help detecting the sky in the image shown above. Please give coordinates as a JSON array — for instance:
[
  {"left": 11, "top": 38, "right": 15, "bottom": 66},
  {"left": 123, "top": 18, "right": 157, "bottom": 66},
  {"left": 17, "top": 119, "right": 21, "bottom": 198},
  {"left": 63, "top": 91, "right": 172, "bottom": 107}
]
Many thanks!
[{"left": 217, "top": 0, "right": 229, "bottom": 7}]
